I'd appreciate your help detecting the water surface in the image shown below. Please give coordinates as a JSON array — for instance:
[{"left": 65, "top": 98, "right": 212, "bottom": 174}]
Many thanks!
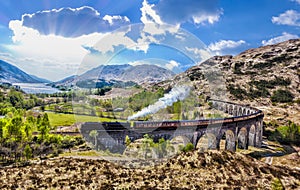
[{"left": 13, "top": 83, "right": 61, "bottom": 94}]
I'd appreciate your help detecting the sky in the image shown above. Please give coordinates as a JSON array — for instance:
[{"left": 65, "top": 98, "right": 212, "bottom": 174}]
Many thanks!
[{"left": 0, "top": 0, "right": 299, "bottom": 81}]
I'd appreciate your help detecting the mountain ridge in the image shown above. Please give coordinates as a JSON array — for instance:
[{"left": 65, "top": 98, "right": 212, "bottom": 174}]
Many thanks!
[
  {"left": 53, "top": 64, "right": 175, "bottom": 87},
  {"left": 0, "top": 60, "right": 51, "bottom": 83}
]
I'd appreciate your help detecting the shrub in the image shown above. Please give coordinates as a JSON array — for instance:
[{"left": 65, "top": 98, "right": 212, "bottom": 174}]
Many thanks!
[
  {"left": 271, "top": 89, "right": 294, "bottom": 103},
  {"left": 227, "top": 84, "right": 247, "bottom": 100},
  {"left": 271, "top": 178, "right": 284, "bottom": 190},
  {"left": 252, "top": 61, "right": 274, "bottom": 69},
  {"left": 125, "top": 135, "right": 131, "bottom": 146},
  {"left": 181, "top": 143, "right": 194, "bottom": 152},
  {"left": 23, "top": 144, "right": 32, "bottom": 160},
  {"left": 268, "top": 121, "right": 300, "bottom": 143}
]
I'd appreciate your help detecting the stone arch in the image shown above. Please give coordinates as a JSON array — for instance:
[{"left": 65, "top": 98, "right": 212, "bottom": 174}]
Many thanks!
[
  {"left": 237, "top": 127, "right": 248, "bottom": 149},
  {"left": 213, "top": 101, "right": 218, "bottom": 108},
  {"left": 247, "top": 110, "right": 250, "bottom": 115},
  {"left": 196, "top": 133, "right": 217, "bottom": 151},
  {"left": 228, "top": 105, "right": 233, "bottom": 115},
  {"left": 225, "top": 104, "right": 229, "bottom": 113},
  {"left": 233, "top": 106, "right": 238, "bottom": 116},
  {"left": 238, "top": 107, "right": 243, "bottom": 116},
  {"left": 222, "top": 103, "right": 226, "bottom": 112},
  {"left": 242, "top": 108, "right": 246, "bottom": 116},
  {"left": 219, "top": 103, "right": 224, "bottom": 111},
  {"left": 248, "top": 124, "right": 256, "bottom": 147},
  {"left": 171, "top": 135, "right": 191, "bottom": 153},
  {"left": 171, "top": 135, "right": 191, "bottom": 145},
  {"left": 225, "top": 130, "right": 236, "bottom": 151},
  {"left": 219, "top": 132, "right": 226, "bottom": 150}
]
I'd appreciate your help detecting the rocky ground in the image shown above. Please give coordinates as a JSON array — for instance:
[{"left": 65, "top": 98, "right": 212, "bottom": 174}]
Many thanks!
[{"left": 0, "top": 150, "right": 299, "bottom": 189}]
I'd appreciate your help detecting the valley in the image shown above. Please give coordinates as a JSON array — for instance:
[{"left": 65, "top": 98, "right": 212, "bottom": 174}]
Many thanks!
[{"left": 0, "top": 39, "right": 299, "bottom": 189}]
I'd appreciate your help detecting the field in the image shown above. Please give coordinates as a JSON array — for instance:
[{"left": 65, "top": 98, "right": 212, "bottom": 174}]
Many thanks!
[{"left": 47, "top": 112, "right": 125, "bottom": 127}]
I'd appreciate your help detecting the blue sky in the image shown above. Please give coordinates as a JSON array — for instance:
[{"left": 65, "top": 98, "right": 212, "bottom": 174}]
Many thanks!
[{"left": 0, "top": 0, "right": 299, "bottom": 81}]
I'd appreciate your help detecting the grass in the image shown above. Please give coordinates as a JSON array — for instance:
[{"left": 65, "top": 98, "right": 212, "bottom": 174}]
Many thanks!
[
  {"left": 47, "top": 112, "right": 126, "bottom": 127},
  {"left": 60, "top": 150, "right": 101, "bottom": 157},
  {"left": 60, "top": 150, "right": 123, "bottom": 157}
]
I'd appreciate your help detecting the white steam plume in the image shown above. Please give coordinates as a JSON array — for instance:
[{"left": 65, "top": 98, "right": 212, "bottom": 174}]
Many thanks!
[{"left": 127, "top": 85, "right": 191, "bottom": 121}]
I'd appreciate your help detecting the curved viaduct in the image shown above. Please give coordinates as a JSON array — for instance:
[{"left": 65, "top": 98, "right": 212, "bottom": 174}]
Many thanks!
[{"left": 80, "top": 99, "right": 264, "bottom": 153}]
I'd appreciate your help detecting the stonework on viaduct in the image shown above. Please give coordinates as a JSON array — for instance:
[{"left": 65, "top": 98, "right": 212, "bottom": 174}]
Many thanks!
[{"left": 80, "top": 99, "right": 264, "bottom": 153}]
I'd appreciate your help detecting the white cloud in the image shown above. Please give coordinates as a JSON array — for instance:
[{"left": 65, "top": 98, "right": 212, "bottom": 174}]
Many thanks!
[
  {"left": 140, "top": 0, "right": 180, "bottom": 40},
  {"left": 103, "top": 15, "right": 130, "bottom": 25},
  {"left": 192, "top": 14, "right": 221, "bottom": 25},
  {"left": 2, "top": 6, "right": 134, "bottom": 81},
  {"left": 208, "top": 40, "right": 246, "bottom": 55},
  {"left": 150, "top": 0, "right": 222, "bottom": 25},
  {"left": 140, "top": 0, "right": 163, "bottom": 24},
  {"left": 262, "top": 32, "right": 299, "bottom": 46},
  {"left": 185, "top": 47, "right": 212, "bottom": 61},
  {"left": 21, "top": 6, "right": 130, "bottom": 37},
  {"left": 166, "top": 60, "right": 179, "bottom": 70},
  {"left": 272, "top": 10, "right": 300, "bottom": 26},
  {"left": 5, "top": 19, "right": 106, "bottom": 81}
]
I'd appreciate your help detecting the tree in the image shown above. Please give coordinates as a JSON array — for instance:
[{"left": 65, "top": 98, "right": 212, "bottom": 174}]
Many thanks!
[
  {"left": 24, "top": 123, "right": 32, "bottom": 141},
  {"left": 89, "top": 130, "right": 98, "bottom": 149},
  {"left": 8, "top": 90, "right": 24, "bottom": 108},
  {"left": 8, "top": 116, "right": 23, "bottom": 141},
  {"left": 125, "top": 135, "right": 131, "bottom": 146},
  {"left": 40, "top": 105, "right": 45, "bottom": 112},
  {"left": 0, "top": 119, "right": 6, "bottom": 139},
  {"left": 23, "top": 144, "right": 32, "bottom": 160},
  {"left": 38, "top": 114, "right": 51, "bottom": 142},
  {"left": 286, "top": 120, "right": 299, "bottom": 142}
]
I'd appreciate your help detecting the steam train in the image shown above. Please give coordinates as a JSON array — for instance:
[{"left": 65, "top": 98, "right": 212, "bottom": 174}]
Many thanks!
[{"left": 100, "top": 110, "right": 263, "bottom": 129}]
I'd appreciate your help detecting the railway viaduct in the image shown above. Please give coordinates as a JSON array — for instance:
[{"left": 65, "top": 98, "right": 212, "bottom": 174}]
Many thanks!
[{"left": 80, "top": 99, "right": 264, "bottom": 153}]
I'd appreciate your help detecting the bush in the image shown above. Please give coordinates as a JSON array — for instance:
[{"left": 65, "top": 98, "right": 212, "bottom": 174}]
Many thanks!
[
  {"left": 252, "top": 61, "right": 274, "bottom": 69},
  {"left": 271, "top": 178, "right": 284, "bottom": 190},
  {"left": 268, "top": 121, "right": 300, "bottom": 143},
  {"left": 181, "top": 143, "right": 194, "bottom": 152},
  {"left": 23, "top": 144, "right": 32, "bottom": 160},
  {"left": 271, "top": 89, "right": 294, "bottom": 103},
  {"left": 227, "top": 84, "right": 247, "bottom": 100}
]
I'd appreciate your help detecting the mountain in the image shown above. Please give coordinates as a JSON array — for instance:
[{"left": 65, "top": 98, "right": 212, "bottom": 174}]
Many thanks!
[
  {"left": 80, "top": 64, "right": 131, "bottom": 81},
  {"left": 118, "top": 64, "right": 175, "bottom": 84},
  {"left": 50, "top": 75, "right": 78, "bottom": 87},
  {"left": 0, "top": 60, "right": 50, "bottom": 83},
  {"left": 29, "top": 74, "right": 52, "bottom": 83},
  {"left": 54, "top": 64, "right": 175, "bottom": 87},
  {"left": 154, "top": 39, "right": 300, "bottom": 124}
]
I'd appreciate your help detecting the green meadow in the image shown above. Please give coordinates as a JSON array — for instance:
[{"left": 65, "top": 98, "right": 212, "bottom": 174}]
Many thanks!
[{"left": 47, "top": 112, "right": 125, "bottom": 127}]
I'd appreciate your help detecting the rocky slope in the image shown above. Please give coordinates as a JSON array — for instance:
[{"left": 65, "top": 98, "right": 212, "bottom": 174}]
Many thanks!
[
  {"left": 0, "top": 150, "right": 299, "bottom": 189},
  {"left": 0, "top": 60, "right": 49, "bottom": 83},
  {"left": 155, "top": 39, "right": 300, "bottom": 125}
]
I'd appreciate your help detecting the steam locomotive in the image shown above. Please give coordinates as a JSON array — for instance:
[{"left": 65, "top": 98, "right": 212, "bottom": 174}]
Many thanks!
[{"left": 100, "top": 110, "right": 263, "bottom": 129}]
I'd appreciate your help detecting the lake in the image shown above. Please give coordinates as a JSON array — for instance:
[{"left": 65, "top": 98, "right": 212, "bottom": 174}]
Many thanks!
[{"left": 13, "top": 83, "right": 62, "bottom": 94}]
